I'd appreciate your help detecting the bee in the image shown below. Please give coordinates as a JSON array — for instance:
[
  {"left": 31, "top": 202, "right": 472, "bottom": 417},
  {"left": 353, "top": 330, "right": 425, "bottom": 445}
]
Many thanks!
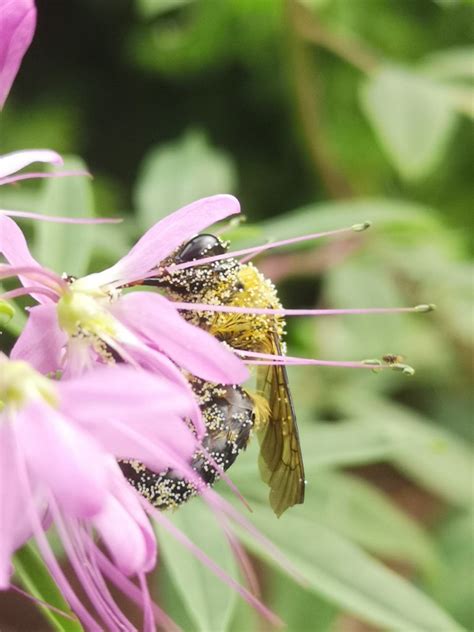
[
  {"left": 121, "top": 234, "right": 305, "bottom": 517},
  {"left": 119, "top": 378, "right": 255, "bottom": 510}
]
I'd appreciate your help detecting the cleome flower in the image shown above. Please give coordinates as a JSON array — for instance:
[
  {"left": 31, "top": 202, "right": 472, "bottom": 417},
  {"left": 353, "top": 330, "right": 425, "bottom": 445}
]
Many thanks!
[
  {"left": 0, "top": 353, "right": 202, "bottom": 630},
  {"left": 0, "top": 196, "right": 249, "bottom": 402}
]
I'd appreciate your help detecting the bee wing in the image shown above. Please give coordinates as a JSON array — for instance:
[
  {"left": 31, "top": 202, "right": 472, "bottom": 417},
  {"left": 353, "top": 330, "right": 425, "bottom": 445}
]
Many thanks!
[{"left": 256, "top": 335, "right": 305, "bottom": 517}]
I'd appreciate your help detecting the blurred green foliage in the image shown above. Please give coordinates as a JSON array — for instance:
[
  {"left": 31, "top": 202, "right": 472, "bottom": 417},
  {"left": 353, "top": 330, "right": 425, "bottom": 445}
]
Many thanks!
[{"left": 1, "top": 0, "right": 473, "bottom": 631}]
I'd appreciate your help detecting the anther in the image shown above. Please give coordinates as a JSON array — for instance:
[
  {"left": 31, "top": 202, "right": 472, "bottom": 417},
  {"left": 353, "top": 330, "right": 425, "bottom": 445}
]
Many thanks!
[
  {"left": 362, "top": 359, "right": 382, "bottom": 366},
  {"left": 414, "top": 304, "right": 436, "bottom": 313},
  {"left": 352, "top": 221, "right": 372, "bottom": 232},
  {"left": 391, "top": 363, "right": 415, "bottom": 376}
]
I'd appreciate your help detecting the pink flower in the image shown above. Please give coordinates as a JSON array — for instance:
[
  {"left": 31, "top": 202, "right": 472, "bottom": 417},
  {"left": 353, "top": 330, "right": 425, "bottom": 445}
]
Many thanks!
[
  {"left": 0, "top": 196, "right": 249, "bottom": 394},
  {"left": 0, "top": 0, "right": 36, "bottom": 108},
  {"left": 0, "top": 354, "right": 199, "bottom": 629}
]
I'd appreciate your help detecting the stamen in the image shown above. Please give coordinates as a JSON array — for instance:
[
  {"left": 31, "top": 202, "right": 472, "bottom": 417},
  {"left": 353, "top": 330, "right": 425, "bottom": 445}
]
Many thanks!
[
  {"left": 225, "top": 532, "right": 261, "bottom": 597},
  {"left": 199, "top": 445, "right": 253, "bottom": 512},
  {"left": 1, "top": 285, "right": 59, "bottom": 302},
  {"left": 238, "top": 239, "right": 272, "bottom": 265},
  {"left": 414, "top": 304, "right": 436, "bottom": 312},
  {"left": 95, "top": 548, "right": 179, "bottom": 632},
  {"left": 50, "top": 499, "right": 128, "bottom": 631},
  {"left": 12, "top": 431, "right": 101, "bottom": 630},
  {"left": 10, "top": 584, "right": 78, "bottom": 622},
  {"left": 0, "top": 169, "right": 91, "bottom": 186},
  {"left": 0, "top": 264, "right": 67, "bottom": 293},
  {"left": 1, "top": 209, "right": 122, "bottom": 224},
  {"left": 144, "top": 498, "right": 284, "bottom": 628},
  {"left": 238, "top": 349, "right": 415, "bottom": 374},
  {"left": 172, "top": 301, "right": 436, "bottom": 318},
  {"left": 73, "top": 522, "right": 134, "bottom": 631},
  {"left": 166, "top": 221, "right": 372, "bottom": 272},
  {"left": 202, "top": 489, "right": 308, "bottom": 587}
]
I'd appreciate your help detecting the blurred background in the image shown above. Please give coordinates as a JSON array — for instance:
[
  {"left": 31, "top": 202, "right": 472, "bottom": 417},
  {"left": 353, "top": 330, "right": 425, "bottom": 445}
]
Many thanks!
[{"left": 0, "top": 0, "right": 473, "bottom": 630}]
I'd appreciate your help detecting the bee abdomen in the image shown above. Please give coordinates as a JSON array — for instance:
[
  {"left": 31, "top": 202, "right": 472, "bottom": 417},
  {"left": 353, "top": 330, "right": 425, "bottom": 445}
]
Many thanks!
[{"left": 119, "top": 381, "right": 254, "bottom": 510}]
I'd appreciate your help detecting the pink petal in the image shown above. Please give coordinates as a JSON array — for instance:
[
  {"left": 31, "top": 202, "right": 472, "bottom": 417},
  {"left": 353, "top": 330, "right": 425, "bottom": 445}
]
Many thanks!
[
  {"left": 0, "top": 149, "right": 63, "bottom": 179},
  {"left": 0, "top": 423, "right": 31, "bottom": 587},
  {"left": 17, "top": 402, "right": 108, "bottom": 518},
  {"left": 10, "top": 304, "right": 66, "bottom": 373},
  {"left": 0, "top": 0, "right": 36, "bottom": 108},
  {"left": 0, "top": 214, "right": 40, "bottom": 266},
  {"left": 113, "top": 291, "right": 249, "bottom": 384},
  {"left": 115, "top": 341, "right": 206, "bottom": 437},
  {"left": 93, "top": 468, "right": 156, "bottom": 575},
  {"left": 93, "top": 496, "right": 149, "bottom": 576},
  {"left": 82, "top": 194, "right": 240, "bottom": 286},
  {"left": 59, "top": 366, "right": 198, "bottom": 469},
  {"left": 59, "top": 364, "right": 195, "bottom": 420},
  {"left": 0, "top": 215, "right": 54, "bottom": 303}
]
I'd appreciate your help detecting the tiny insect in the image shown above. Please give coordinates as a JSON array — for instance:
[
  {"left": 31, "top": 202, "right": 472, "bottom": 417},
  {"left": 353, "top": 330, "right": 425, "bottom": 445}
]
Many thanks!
[
  {"left": 382, "top": 354, "right": 405, "bottom": 365},
  {"left": 121, "top": 234, "right": 305, "bottom": 517}
]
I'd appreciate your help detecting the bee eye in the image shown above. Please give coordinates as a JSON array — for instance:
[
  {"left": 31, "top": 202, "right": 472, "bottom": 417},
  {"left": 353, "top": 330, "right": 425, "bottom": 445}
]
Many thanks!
[{"left": 176, "top": 234, "right": 228, "bottom": 263}]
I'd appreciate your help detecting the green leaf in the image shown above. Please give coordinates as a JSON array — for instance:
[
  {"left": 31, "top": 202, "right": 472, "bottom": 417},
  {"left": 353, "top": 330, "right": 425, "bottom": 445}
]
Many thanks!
[
  {"left": 339, "top": 393, "right": 474, "bottom": 507},
  {"left": 134, "top": 130, "right": 236, "bottom": 232},
  {"left": 14, "top": 542, "right": 83, "bottom": 631},
  {"left": 34, "top": 156, "right": 95, "bottom": 276},
  {"left": 420, "top": 47, "right": 474, "bottom": 81},
  {"left": 267, "top": 568, "right": 338, "bottom": 632},
  {"left": 360, "top": 66, "right": 458, "bottom": 180},
  {"left": 226, "top": 416, "right": 423, "bottom": 491},
  {"left": 237, "top": 504, "right": 465, "bottom": 632},
  {"left": 225, "top": 440, "right": 435, "bottom": 568},
  {"left": 227, "top": 598, "right": 259, "bottom": 632},
  {"left": 137, "top": 0, "right": 196, "bottom": 18},
  {"left": 157, "top": 500, "right": 239, "bottom": 632},
  {"left": 424, "top": 509, "right": 474, "bottom": 629},
  {"left": 323, "top": 256, "right": 407, "bottom": 359},
  {"left": 302, "top": 471, "right": 437, "bottom": 569},
  {"left": 300, "top": 420, "right": 409, "bottom": 469}
]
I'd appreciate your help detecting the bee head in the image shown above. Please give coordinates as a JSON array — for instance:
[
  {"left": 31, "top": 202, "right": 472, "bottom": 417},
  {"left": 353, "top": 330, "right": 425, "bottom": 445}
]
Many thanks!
[{"left": 175, "top": 234, "right": 228, "bottom": 263}]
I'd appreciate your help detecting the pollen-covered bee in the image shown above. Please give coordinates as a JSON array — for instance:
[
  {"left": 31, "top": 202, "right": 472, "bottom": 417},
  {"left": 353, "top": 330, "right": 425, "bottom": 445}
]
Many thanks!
[
  {"left": 119, "top": 377, "right": 255, "bottom": 509},
  {"left": 121, "top": 234, "right": 305, "bottom": 517}
]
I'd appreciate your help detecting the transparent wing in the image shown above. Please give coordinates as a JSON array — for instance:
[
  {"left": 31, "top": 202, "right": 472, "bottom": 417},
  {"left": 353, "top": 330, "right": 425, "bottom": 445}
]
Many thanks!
[{"left": 256, "top": 335, "right": 305, "bottom": 517}]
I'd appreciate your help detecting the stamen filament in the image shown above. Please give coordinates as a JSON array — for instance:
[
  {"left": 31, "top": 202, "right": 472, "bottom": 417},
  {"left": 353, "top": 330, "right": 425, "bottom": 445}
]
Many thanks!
[
  {"left": 1, "top": 286, "right": 59, "bottom": 302},
  {"left": 95, "top": 548, "right": 180, "bottom": 632},
  {"left": 0, "top": 170, "right": 91, "bottom": 186},
  {"left": 165, "top": 222, "right": 372, "bottom": 272},
  {"left": 12, "top": 430, "right": 101, "bottom": 630},
  {"left": 0, "top": 264, "right": 66, "bottom": 291},
  {"left": 172, "top": 301, "right": 436, "bottom": 317},
  {"left": 144, "top": 499, "right": 284, "bottom": 628},
  {"left": 1, "top": 209, "right": 122, "bottom": 224},
  {"left": 237, "top": 349, "right": 414, "bottom": 373},
  {"left": 10, "top": 584, "right": 78, "bottom": 622}
]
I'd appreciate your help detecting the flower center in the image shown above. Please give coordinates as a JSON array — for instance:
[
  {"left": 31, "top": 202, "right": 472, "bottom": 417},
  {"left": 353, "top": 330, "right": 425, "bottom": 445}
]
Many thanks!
[
  {"left": 57, "top": 285, "right": 118, "bottom": 340},
  {"left": 0, "top": 360, "right": 58, "bottom": 410}
]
